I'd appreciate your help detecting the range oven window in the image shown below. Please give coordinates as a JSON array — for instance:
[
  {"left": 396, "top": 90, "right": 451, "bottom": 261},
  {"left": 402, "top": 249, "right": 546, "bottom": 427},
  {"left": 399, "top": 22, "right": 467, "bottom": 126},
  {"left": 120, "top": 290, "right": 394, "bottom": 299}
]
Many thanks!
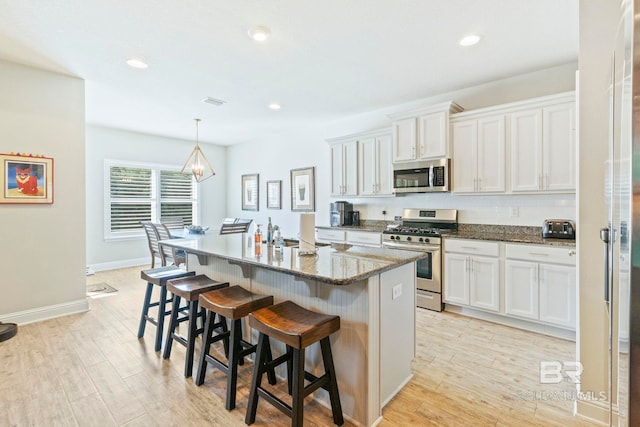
[
  {"left": 394, "top": 168, "right": 429, "bottom": 189},
  {"left": 416, "top": 253, "right": 432, "bottom": 280}
]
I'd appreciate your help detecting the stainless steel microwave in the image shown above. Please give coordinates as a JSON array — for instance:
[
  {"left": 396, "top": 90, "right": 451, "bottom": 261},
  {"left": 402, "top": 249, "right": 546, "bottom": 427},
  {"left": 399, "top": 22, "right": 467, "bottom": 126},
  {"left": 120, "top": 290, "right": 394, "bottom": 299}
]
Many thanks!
[{"left": 392, "top": 158, "right": 450, "bottom": 194}]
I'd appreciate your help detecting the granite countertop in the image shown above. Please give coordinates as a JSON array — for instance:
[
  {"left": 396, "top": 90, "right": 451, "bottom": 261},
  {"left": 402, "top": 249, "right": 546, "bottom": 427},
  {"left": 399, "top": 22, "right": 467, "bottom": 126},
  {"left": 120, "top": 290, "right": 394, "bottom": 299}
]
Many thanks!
[
  {"left": 161, "top": 233, "right": 426, "bottom": 286},
  {"left": 316, "top": 220, "right": 391, "bottom": 233},
  {"left": 445, "top": 224, "right": 576, "bottom": 247}
]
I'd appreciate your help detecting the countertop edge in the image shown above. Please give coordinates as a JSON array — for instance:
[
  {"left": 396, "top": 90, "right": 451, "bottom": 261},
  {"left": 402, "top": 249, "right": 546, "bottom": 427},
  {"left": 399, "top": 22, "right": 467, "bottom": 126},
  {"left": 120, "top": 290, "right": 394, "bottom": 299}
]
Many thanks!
[{"left": 164, "top": 239, "right": 426, "bottom": 286}]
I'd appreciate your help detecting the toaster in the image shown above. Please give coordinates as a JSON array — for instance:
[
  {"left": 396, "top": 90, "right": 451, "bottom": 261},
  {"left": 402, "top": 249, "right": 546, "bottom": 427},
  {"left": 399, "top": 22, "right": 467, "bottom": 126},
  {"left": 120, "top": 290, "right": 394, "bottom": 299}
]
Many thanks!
[{"left": 542, "top": 219, "right": 576, "bottom": 239}]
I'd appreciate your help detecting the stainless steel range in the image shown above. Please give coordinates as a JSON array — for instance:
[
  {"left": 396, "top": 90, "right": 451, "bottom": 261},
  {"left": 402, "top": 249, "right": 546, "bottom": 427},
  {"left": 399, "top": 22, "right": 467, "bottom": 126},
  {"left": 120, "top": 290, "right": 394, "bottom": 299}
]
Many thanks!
[{"left": 382, "top": 208, "right": 457, "bottom": 311}]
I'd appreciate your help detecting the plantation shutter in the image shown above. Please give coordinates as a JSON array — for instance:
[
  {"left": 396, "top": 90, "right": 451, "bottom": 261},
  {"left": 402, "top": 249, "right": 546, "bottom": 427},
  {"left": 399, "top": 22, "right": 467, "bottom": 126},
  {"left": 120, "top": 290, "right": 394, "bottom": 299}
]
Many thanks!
[
  {"left": 109, "top": 166, "right": 153, "bottom": 231},
  {"left": 160, "top": 171, "right": 194, "bottom": 226}
]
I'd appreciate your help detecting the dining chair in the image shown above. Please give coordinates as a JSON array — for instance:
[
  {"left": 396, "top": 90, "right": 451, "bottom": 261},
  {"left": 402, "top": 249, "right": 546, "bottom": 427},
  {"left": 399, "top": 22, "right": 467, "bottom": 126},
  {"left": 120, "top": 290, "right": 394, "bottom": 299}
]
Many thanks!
[
  {"left": 160, "top": 216, "right": 185, "bottom": 230},
  {"left": 141, "top": 221, "right": 163, "bottom": 268},
  {"left": 154, "top": 222, "right": 187, "bottom": 267}
]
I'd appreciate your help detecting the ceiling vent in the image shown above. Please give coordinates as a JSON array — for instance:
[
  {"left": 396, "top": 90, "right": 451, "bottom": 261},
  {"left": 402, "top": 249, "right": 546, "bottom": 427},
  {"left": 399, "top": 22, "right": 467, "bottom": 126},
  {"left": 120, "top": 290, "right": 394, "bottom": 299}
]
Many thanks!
[{"left": 201, "top": 97, "right": 227, "bottom": 106}]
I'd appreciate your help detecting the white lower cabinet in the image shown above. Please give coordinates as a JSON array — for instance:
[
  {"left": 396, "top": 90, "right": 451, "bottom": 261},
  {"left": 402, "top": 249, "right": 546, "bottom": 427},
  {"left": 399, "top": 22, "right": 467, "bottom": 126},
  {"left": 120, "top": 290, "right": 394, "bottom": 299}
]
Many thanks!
[
  {"left": 444, "top": 240, "right": 500, "bottom": 312},
  {"left": 444, "top": 238, "right": 577, "bottom": 332},
  {"left": 505, "top": 244, "right": 576, "bottom": 329},
  {"left": 316, "top": 228, "right": 381, "bottom": 247}
]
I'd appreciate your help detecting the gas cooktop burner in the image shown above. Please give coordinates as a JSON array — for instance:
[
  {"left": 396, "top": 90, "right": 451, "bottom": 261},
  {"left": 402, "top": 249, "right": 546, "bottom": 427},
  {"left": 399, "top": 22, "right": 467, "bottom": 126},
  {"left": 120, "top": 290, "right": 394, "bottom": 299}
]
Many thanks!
[{"left": 383, "top": 227, "right": 450, "bottom": 237}]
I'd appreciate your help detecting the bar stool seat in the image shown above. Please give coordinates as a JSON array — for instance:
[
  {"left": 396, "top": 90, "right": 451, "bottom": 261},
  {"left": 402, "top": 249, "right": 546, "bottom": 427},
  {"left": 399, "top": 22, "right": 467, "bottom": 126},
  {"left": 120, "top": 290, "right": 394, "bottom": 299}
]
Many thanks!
[
  {"left": 163, "top": 274, "right": 229, "bottom": 377},
  {"left": 196, "top": 285, "right": 275, "bottom": 410},
  {"left": 138, "top": 265, "right": 195, "bottom": 352},
  {"left": 245, "top": 300, "right": 343, "bottom": 427}
]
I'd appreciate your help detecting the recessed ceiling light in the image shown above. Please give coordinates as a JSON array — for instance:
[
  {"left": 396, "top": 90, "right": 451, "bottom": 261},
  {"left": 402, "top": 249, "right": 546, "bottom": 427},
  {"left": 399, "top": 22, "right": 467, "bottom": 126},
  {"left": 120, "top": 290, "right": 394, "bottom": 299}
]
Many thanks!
[
  {"left": 268, "top": 103, "right": 281, "bottom": 110},
  {"left": 126, "top": 58, "right": 148, "bottom": 69},
  {"left": 459, "top": 34, "right": 481, "bottom": 47},
  {"left": 248, "top": 26, "right": 271, "bottom": 42}
]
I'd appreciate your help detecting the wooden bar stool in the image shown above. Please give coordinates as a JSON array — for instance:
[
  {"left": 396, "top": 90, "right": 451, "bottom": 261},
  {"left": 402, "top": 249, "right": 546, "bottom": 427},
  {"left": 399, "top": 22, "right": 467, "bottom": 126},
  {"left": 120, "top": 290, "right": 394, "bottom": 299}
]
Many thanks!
[
  {"left": 138, "top": 266, "right": 195, "bottom": 352},
  {"left": 162, "top": 274, "right": 229, "bottom": 377},
  {"left": 195, "top": 285, "right": 275, "bottom": 410},
  {"left": 245, "top": 300, "right": 344, "bottom": 427}
]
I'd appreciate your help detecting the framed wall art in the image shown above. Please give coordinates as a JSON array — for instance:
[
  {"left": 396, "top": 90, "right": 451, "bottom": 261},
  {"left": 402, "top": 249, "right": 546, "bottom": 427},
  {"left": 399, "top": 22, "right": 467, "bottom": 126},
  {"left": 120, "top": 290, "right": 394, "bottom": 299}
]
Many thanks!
[
  {"left": 241, "top": 173, "right": 259, "bottom": 211},
  {"left": 0, "top": 153, "right": 54, "bottom": 204},
  {"left": 290, "top": 166, "right": 315, "bottom": 212},
  {"left": 266, "top": 180, "right": 282, "bottom": 209}
]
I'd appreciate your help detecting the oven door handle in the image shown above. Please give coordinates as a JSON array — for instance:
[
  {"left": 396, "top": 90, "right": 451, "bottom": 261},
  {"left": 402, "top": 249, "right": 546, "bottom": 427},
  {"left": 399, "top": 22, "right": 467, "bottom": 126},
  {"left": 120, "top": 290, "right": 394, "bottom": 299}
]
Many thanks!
[{"left": 383, "top": 242, "right": 441, "bottom": 252}]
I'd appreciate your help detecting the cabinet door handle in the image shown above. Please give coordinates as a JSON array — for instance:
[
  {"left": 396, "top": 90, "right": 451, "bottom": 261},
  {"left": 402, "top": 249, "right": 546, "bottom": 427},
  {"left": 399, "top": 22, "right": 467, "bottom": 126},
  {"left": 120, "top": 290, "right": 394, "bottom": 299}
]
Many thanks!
[
  {"left": 568, "top": 249, "right": 576, "bottom": 256},
  {"left": 473, "top": 178, "right": 477, "bottom": 192},
  {"left": 529, "top": 252, "right": 549, "bottom": 257},
  {"left": 478, "top": 177, "right": 482, "bottom": 191},
  {"left": 461, "top": 246, "right": 478, "bottom": 250},
  {"left": 538, "top": 174, "right": 542, "bottom": 190},
  {"left": 545, "top": 174, "right": 549, "bottom": 189}
]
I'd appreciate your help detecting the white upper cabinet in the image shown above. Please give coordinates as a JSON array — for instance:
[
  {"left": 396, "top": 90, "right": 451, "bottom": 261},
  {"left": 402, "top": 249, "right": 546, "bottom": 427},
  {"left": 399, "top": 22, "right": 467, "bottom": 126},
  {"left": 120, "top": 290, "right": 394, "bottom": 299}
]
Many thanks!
[
  {"left": 452, "top": 115, "right": 506, "bottom": 193},
  {"left": 510, "top": 100, "right": 576, "bottom": 193},
  {"left": 419, "top": 111, "right": 448, "bottom": 159},
  {"left": 392, "top": 117, "right": 417, "bottom": 162},
  {"left": 327, "top": 128, "right": 393, "bottom": 198},
  {"left": 451, "top": 91, "right": 575, "bottom": 194},
  {"left": 358, "top": 132, "right": 392, "bottom": 196},
  {"left": 330, "top": 140, "right": 358, "bottom": 196},
  {"left": 389, "top": 101, "right": 463, "bottom": 162}
]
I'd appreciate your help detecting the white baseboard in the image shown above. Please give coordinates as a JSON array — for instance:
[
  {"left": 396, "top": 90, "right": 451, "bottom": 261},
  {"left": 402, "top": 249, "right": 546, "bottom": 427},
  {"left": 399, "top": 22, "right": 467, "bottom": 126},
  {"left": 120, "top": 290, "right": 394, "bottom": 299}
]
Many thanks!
[
  {"left": 381, "top": 373, "right": 414, "bottom": 408},
  {"left": 88, "top": 257, "right": 149, "bottom": 272},
  {"left": 0, "top": 299, "right": 89, "bottom": 326},
  {"left": 576, "top": 398, "right": 613, "bottom": 426},
  {"left": 444, "top": 304, "right": 576, "bottom": 341}
]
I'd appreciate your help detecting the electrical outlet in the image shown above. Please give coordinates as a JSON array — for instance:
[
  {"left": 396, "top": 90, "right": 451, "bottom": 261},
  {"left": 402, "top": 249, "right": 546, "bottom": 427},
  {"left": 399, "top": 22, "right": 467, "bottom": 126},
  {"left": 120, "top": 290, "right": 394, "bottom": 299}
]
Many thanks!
[
  {"left": 509, "top": 207, "right": 519, "bottom": 217},
  {"left": 392, "top": 284, "right": 402, "bottom": 300}
]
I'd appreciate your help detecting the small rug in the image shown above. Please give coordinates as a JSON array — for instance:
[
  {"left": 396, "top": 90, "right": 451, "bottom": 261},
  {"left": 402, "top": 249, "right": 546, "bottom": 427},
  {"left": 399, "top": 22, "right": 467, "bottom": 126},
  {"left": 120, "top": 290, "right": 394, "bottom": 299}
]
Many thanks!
[{"left": 87, "top": 282, "right": 118, "bottom": 299}]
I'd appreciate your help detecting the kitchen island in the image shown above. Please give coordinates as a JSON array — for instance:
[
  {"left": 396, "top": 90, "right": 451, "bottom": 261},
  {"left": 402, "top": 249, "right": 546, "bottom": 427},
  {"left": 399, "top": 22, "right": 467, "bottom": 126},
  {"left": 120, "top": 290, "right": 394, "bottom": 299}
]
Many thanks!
[{"left": 162, "top": 234, "right": 424, "bottom": 426}]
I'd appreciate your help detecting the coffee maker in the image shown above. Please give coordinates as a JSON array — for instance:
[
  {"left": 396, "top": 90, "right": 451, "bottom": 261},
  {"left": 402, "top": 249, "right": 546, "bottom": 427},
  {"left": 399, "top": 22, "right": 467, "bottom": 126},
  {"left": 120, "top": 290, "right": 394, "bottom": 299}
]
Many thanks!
[{"left": 330, "top": 201, "right": 353, "bottom": 226}]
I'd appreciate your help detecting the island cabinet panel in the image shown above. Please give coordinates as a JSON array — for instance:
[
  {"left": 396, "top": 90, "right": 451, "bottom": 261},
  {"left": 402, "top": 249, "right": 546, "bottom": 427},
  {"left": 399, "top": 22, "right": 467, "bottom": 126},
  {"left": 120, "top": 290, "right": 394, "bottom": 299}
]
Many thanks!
[{"left": 182, "top": 242, "right": 419, "bottom": 427}]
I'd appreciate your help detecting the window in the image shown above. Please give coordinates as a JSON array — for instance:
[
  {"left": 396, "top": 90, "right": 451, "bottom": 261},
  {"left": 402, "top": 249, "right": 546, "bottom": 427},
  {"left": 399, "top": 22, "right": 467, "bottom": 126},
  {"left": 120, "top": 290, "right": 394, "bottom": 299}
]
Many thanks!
[{"left": 105, "top": 160, "right": 198, "bottom": 239}]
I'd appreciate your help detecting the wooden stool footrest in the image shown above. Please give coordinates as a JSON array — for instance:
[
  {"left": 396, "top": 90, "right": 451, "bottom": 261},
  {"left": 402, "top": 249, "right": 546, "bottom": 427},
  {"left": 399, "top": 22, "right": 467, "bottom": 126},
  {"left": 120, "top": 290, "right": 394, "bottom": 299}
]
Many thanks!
[{"left": 257, "top": 388, "right": 293, "bottom": 417}]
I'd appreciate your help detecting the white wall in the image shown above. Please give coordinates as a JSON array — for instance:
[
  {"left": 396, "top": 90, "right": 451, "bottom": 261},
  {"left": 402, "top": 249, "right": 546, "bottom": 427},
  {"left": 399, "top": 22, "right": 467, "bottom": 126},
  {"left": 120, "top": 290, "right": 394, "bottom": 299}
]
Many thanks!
[
  {"left": 0, "top": 59, "right": 87, "bottom": 321},
  {"left": 86, "top": 125, "right": 227, "bottom": 270},
  {"left": 226, "top": 62, "right": 577, "bottom": 238}
]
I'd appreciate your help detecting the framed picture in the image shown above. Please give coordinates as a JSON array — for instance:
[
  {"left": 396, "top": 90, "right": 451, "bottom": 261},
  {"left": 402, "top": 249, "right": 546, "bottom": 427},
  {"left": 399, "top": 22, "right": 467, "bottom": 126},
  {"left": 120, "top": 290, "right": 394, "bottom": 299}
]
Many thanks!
[
  {"left": 0, "top": 153, "right": 54, "bottom": 204},
  {"left": 290, "top": 166, "right": 315, "bottom": 212},
  {"left": 266, "top": 180, "right": 282, "bottom": 209},
  {"left": 242, "top": 173, "right": 259, "bottom": 211}
]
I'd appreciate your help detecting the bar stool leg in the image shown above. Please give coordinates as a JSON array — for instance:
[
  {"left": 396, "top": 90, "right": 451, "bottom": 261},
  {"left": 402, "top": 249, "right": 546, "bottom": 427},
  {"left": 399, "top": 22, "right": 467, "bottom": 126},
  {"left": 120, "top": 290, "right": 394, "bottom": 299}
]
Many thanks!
[
  {"left": 184, "top": 299, "right": 200, "bottom": 377},
  {"left": 245, "top": 333, "right": 268, "bottom": 425},
  {"left": 162, "top": 294, "right": 182, "bottom": 360},
  {"left": 195, "top": 310, "right": 216, "bottom": 386},
  {"left": 291, "top": 348, "right": 305, "bottom": 427},
  {"left": 226, "top": 318, "right": 242, "bottom": 410},
  {"left": 137, "top": 282, "right": 153, "bottom": 339},
  {"left": 321, "top": 337, "right": 344, "bottom": 426},
  {"left": 286, "top": 344, "right": 293, "bottom": 395},
  {"left": 155, "top": 286, "right": 169, "bottom": 352}
]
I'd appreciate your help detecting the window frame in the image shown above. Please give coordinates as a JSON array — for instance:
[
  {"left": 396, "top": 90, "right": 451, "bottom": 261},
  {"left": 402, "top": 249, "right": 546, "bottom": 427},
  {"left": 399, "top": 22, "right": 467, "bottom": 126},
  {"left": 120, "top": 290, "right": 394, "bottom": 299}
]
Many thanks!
[{"left": 103, "top": 159, "right": 199, "bottom": 240}]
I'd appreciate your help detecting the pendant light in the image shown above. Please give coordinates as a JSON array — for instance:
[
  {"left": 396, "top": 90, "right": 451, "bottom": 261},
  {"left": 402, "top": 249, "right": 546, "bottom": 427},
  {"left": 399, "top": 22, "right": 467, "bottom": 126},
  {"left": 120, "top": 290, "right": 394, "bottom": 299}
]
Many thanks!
[{"left": 181, "top": 118, "right": 215, "bottom": 182}]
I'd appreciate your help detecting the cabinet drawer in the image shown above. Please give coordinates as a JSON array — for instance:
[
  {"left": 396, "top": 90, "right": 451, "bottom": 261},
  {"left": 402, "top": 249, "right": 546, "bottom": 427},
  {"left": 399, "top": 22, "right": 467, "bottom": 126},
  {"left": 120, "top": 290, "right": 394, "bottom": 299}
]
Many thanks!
[
  {"left": 444, "top": 239, "right": 499, "bottom": 257},
  {"left": 345, "top": 230, "right": 382, "bottom": 247},
  {"left": 316, "top": 228, "right": 346, "bottom": 242},
  {"left": 506, "top": 244, "right": 576, "bottom": 265}
]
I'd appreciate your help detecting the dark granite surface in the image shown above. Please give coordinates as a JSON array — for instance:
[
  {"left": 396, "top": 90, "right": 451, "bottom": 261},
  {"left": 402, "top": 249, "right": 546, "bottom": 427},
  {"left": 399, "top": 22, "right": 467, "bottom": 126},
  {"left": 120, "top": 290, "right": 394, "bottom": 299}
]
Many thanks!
[
  {"left": 161, "top": 233, "right": 426, "bottom": 286},
  {"left": 447, "top": 224, "right": 576, "bottom": 247}
]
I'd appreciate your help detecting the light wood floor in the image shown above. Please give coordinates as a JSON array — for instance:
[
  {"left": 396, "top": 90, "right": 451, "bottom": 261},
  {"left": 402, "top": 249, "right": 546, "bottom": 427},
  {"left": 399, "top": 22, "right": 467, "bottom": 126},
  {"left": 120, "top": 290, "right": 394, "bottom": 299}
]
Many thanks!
[{"left": 0, "top": 266, "right": 599, "bottom": 426}]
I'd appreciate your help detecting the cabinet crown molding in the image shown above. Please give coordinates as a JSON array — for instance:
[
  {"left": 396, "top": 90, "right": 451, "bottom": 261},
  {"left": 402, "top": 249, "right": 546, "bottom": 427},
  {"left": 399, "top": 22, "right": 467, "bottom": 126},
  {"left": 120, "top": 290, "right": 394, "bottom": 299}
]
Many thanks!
[
  {"left": 450, "top": 91, "right": 575, "bottom": 121},
  {"left": 325, "top": 127, "right": 392, "bottom": 144},
  {"left": 387, "top": 100, "right": 464, "bottom": 121}
]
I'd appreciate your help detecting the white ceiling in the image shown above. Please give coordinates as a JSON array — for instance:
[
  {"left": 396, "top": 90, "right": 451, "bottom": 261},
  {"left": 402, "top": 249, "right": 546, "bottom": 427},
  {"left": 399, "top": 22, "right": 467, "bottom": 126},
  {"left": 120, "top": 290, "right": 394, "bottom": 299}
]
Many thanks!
[{"left": 0, "top": 0, "right": 578, "bottom": 146}]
